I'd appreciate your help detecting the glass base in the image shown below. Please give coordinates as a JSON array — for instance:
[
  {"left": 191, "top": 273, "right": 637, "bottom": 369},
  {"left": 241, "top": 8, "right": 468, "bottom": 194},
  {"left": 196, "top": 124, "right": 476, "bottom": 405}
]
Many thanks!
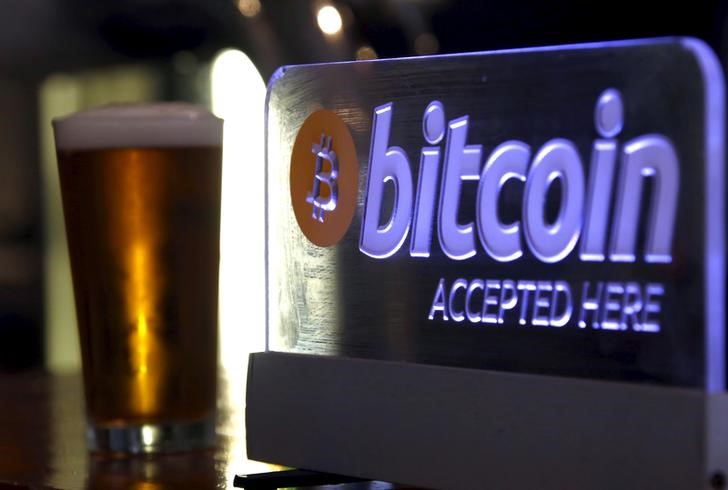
[{"left": 87, "top": 415, "right": 217, "bottom": 454}]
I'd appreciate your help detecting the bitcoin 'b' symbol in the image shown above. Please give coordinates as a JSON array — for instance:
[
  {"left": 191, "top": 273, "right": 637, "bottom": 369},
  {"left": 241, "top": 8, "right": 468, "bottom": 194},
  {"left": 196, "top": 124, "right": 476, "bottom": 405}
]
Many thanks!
[
  {"left": 306, "top": 133, "right": 339, "bottom": 222},
  {"left": 290, "top": 109, "right": 358, "bottom": 247}
]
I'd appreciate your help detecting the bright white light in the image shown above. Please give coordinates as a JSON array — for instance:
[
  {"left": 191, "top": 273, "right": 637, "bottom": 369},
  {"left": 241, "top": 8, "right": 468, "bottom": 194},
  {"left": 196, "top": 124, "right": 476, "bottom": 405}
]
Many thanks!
[
  {"left": 141, "top": 425, "right": 155, "bottom": 446},
  {"left": 211, "top": 49, "right": 267, "bottom": 372},
  {"left": 317, "top": 5, "right": 342, "bottom": 35},
  {"left": 211, "top": 49, "right": 274, "bottom": 476}
]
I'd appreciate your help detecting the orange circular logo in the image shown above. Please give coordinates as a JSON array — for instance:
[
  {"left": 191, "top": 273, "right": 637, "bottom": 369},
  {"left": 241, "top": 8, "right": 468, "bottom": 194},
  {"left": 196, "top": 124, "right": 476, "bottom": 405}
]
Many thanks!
[{"left": 290, "top": 110, "right": 359, "bottom": 247}]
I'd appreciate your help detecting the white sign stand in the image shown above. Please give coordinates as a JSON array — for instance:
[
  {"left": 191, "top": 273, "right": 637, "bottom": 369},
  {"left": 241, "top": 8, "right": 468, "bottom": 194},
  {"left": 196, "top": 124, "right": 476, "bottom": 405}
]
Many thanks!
[{"left": 247, "top": 351, "right": 728, "bottom": 489}]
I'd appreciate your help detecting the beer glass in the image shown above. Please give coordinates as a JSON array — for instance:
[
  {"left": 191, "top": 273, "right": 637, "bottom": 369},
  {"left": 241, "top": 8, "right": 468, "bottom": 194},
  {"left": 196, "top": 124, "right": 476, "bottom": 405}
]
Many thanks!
[{"left": 53, "top": 103, "right": 223, "bottom": 453}]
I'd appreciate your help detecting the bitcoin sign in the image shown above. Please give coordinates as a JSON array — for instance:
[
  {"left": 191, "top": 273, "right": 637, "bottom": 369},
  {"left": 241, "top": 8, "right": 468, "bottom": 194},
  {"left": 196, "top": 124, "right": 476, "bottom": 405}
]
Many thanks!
[
  {"left": 289, "top": 109, "right": 359, "bottom": 247},
  {"left": 266, "top": 38, "right": 725, "bottom": 390}
]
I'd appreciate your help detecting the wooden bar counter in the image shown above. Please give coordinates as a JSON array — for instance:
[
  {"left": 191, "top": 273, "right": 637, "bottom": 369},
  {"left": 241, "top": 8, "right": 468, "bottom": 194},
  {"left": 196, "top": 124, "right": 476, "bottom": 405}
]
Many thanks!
[{"left": 0, "top": 369, "right": 401, "bottom": 489}]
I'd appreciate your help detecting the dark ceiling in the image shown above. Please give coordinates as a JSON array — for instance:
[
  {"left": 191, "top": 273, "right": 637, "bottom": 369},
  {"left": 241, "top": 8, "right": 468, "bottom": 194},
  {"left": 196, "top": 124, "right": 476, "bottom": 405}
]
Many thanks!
[{"left": 2, "top": 0, "right": 727, "bottom": 81}]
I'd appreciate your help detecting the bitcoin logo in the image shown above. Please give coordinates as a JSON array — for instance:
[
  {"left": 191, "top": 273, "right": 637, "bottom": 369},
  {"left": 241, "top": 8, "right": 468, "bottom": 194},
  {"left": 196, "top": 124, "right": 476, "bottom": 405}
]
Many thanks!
[
  {"left": 306, "top": 134, "right": 339, "bottom": 222},
  {"left": 290, "top": 110, "right": 358, "bottom": 247}
]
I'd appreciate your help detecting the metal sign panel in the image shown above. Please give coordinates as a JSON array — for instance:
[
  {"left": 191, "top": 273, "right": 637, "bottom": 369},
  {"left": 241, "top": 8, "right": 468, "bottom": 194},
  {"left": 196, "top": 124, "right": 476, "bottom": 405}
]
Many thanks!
[{"left": 265, "top": 38, "right": 725, "bottom": 390}]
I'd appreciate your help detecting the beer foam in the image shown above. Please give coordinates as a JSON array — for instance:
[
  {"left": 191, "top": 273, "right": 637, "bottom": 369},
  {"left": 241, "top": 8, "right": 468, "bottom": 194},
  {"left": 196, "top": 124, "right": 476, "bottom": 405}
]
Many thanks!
[{"left": 53, "top": 103, "right": 223, "bottom": 150}]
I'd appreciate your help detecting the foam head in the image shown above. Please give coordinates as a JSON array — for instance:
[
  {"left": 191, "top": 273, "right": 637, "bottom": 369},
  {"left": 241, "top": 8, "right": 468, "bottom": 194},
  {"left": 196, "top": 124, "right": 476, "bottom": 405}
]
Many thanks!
[{"left": 53, "top": 103, "right": 223, "bottom": 151}]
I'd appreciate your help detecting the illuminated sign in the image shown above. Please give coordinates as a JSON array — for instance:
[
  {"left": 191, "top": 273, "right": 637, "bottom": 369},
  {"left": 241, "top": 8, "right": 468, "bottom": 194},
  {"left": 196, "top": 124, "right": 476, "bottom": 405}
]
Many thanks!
[
  {"left": 270, "top": 38, "right": 725, "bottom": 391},
  {"left": 360, "top": 92, "right": 678, "bottom": 263}
]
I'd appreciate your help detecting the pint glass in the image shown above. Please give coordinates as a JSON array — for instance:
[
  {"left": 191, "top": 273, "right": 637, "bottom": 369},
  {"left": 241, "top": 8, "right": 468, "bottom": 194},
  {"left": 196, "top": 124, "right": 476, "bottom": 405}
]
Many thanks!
[{"left": 53, "top": 104, "right": 223, "bottom": 453}]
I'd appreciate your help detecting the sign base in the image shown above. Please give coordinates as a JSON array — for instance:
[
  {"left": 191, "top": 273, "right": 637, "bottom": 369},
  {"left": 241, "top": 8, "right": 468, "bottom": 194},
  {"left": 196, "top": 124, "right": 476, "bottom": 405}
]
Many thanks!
[{"left": 247, "top": 352, "right": 728, "bottom": 489}]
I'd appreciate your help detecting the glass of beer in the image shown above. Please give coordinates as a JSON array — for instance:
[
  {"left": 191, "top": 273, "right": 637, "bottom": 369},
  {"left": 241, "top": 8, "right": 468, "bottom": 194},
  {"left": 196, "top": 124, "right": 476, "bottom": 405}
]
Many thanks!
[{"left": 53, "top": 103, "right": 223, "bottom": 453}]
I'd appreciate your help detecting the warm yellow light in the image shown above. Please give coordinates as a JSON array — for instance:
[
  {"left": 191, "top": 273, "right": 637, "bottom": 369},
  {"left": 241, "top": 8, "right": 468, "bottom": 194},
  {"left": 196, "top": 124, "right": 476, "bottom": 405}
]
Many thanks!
[
  {"left": 123, "top": 156, "right": 161, "bottom": 414},
  {"left": 415, "top": 32, "right": 439, "bottom": 55},
  {"left": 134, "top": 312, "right": 148, "bottom": 376},
  {"left": 237, "top": 0, "right": 261, "bottom": 18},
  {"left": 317, "top": 5, "right": 343, "bottom": 36},
  {"left": 356, "top": 45, "right": 377, "bottom": 60}
]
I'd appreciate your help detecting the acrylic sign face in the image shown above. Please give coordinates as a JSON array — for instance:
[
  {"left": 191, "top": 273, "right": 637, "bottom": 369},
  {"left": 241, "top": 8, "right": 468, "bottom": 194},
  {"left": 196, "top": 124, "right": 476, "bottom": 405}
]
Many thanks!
[{"left": 267, "top": 38, "right": 725, "bottom": 391}]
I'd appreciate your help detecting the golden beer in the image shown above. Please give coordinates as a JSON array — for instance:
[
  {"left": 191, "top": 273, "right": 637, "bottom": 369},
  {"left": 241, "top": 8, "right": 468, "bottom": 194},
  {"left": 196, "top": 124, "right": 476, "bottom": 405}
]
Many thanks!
[{"left": 53, "top": 104, "right": 222, "bottom": 452}]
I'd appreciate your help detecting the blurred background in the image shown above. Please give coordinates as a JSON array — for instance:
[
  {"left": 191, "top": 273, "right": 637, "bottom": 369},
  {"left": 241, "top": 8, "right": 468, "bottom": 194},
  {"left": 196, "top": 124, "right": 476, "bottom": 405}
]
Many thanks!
[{"left": 1, "top": 0, "right": 727, "bottom": 374}]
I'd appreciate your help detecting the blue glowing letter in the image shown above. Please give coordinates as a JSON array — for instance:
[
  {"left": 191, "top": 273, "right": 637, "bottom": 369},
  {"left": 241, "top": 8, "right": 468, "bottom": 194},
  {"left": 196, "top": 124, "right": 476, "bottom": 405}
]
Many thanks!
[
  {"left": 360, "top": 103, "right": 414, "bottom": 258},
  {"left": 477, "top": 140, "right": 530, "bottom": 262},
  {"left": 438, "top": 116, "right": 481, "bottom": 260},
  {"left": 609, "top": 136, "right": 679, "bottom": 263},
  {"left": 523, "top": 139, "right": 585, "bottom": 263}
]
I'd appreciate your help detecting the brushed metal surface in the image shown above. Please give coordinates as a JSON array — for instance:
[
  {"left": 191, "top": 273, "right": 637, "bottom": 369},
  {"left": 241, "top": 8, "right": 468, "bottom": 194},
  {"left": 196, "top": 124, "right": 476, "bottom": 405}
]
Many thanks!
[{"left": 266, "top": 38, "right": 724, "bottom": 389}]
